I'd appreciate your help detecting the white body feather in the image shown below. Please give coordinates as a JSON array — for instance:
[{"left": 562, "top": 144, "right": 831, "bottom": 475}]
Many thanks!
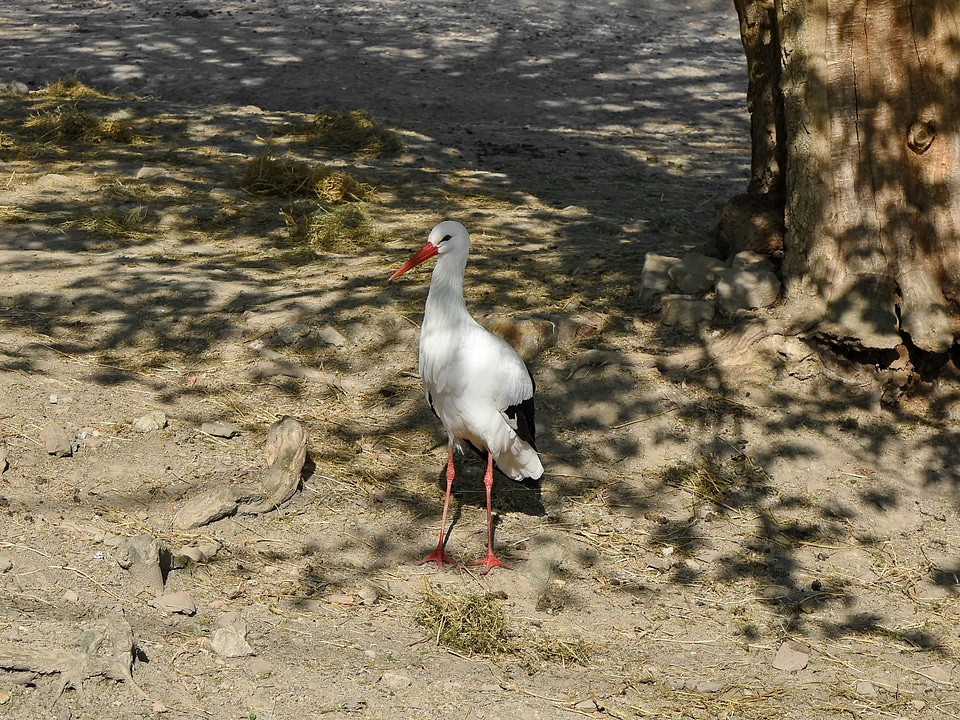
[{"left": 417, "top": 223, "right": 543, "bottom": 482}]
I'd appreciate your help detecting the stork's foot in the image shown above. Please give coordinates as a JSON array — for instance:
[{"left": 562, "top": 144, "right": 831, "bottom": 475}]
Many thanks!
[
  {"left": 418, "top": 545, "right": 455, "bottom": 571},
  {"left": 468, "top": 551, "right": 512, "bottom": 574}
]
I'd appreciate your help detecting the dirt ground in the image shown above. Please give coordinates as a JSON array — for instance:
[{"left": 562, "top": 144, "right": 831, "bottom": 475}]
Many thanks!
[{"left": 1, "top": 1, "right": 959, "bottom": 719}]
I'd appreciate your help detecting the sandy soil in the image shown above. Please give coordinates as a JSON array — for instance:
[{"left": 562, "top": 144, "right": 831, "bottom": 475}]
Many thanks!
[{"left": 1, "top": 1, "right": 959, "bottom": 719}]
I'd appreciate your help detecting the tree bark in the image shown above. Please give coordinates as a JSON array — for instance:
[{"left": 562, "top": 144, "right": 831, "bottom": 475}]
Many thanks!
[{"left": 733, "top": 0, "right": 960, "bottom": 359}]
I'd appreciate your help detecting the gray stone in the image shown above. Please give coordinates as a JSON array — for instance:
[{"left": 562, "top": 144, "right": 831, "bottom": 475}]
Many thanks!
[
  {"left": 667, "top": 252, "right": 725, "bottom": 294},
  {"left": 660, "top": 295, "right": 715, "bottom": 328},
  {"left": 715, "top": 264, "right": 782, "bottom": 311},
  {"left": 639, "top": 253, "right": 680, "bottom": 301},
  {"left": 151, "top": 591, "right": 196, "bottom": 616},
  {"left": 731, "top": 250, "right": 769, "bottom": 268},
  {"left": 132, "top": 410, "right": 167, "bottom": 433},
  {"left": 379, "top": 672, "right": 412, "bottom": 690},
  {"left": 40, "top": 424, "right": 72, "bottom": 457},
  {"left": 277, "top": 322, "right": 311, "bottom": 346},
  {"left": 317, "top": 326, "right": 347, "bottom": 348},
  {"left": 174, "top": 486, "right": 243, "bottom": 529},
  {"left": 0, "top": 556, "right": 12, "bottom": 573},
  {"left": 211, "top": 626, "right": 254, "bottom": 657},
  {"left": 0, "top": 446, "right": 7, "bottom": 473},
  {"left": 772, "top": 641, "right": 811, "bottom": 672},
  {"left": 201, "top": 421, "right": 239, "bottom": 438}
]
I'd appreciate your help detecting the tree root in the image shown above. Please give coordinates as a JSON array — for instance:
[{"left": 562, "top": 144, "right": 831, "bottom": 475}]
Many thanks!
[{"left": 0, "top": 610, "right": 144, "bottom": 700}]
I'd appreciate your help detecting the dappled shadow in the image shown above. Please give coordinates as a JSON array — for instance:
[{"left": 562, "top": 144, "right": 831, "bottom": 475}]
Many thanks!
[{"left": 1, "top": 4, "right": 957, "bottom": 701}]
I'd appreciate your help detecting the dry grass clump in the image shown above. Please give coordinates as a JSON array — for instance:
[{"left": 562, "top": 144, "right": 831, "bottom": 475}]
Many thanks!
[
  {"left": 241, "top": 153, "right": 373, "bottom": 202},
  {"left": 21, "top": 105, "right": 137, "bottom": 145},
  {"left": 284, "top": 204, "right": 384, "bottom": 252},
  {"left": 413, "top": 584, "right": 591, "bottom": 669},
  {"left": 41, "top": 77, "right": 109, "bottom": 99},
  {"left": 415, "top": 585, "right": 515, "bottom": 656},
  {"left": 304, "top": 110, "right": 404, "bottom": 156},
  {"left": 658, "top": 452, "right": 772, "bottom": 512},
  {"left": 60, "top": 206, "right": 152, "bottom": 241}
]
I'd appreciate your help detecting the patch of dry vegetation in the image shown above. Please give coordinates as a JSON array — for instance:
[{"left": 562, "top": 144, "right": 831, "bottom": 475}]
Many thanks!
[
  {"left": 414, "top": 583, "right": 591, "bottom": 671},
  {"left": 291, "top": 109, "right": 404, "bottom": 156},
  {"left": 240, "top": 153, "right": 373, "bottom": 202}
]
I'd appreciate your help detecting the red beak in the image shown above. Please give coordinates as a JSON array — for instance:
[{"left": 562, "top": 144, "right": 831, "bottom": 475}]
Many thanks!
[{"left": 389, "top": 241, "right": 439, "bottom": 280}]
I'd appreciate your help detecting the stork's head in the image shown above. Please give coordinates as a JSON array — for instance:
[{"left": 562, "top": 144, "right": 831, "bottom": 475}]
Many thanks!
[{"left": 389, "top": 221, "right": 470, "bottom": 280}]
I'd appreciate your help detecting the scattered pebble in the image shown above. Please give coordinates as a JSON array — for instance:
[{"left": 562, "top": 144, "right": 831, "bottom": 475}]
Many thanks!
[
  {"left": 855, "top": 680, "right": 877, "bottom": 697},
  {"left": 151, "top": 591, "right": 197, "bottom": 616},
  {"left": 0, "top": 446, "right": 7, "bottom": 473},
  {"left": 379, "top": 672, "right": 412, "bottom": 690},
  {"left": 40, "top": 424, "right": 72, "bottom": 457},
  {"left": 211, "top": 625, "right": 254, "bottom": 657},
  {"left": 0, "top": 556, "right": 12, "bottom": 573},
  {"left": 200, "top": 421, "right": 239, "bottom": 438},
  {"left": 135, "top": 166, "right": 167, "bottom": 179},
  {"left": 357, "top": 585, "right": 381, "bottom": 606},
  {"left": 62, "top": 590, "right": 80, "bottom": 603},
  {"left": 326, "top": 593, "right": 355, "bottom": 606},
  {"left": 317, "top": 325, "right": 347, "bottom": 348},
  {"left": 133, "top": 410, "right": 167, "bottom": 433},
  {"left": 772, "top": 641, "right": 811, "bottom": 672}
]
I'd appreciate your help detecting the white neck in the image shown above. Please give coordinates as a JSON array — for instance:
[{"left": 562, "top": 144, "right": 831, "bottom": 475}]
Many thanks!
[{"left": 424, "top": 251, "right": 473, "bottom": 328}]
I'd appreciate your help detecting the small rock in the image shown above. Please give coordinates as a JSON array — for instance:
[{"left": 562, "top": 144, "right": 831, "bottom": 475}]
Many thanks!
[
  {"left": 2, "top": 81, "right": 29, "bottom": 95},
  {"left": 326, "top": 593, "right": 355, "bottom": 605},
  {"left": 63, "top": 590, "right": 80, "bottom": 603},
  {"left": 573, "top": 699, "right": 599, "bottom": 711},
  {"left": 667, "top": 252, "right": 726, "bottom": 294},
  {"left": 357, "top": 585, "right": 381, "bottom": 606},
  {"left": 200, "top": 421, "right": 239, "bottom": 438},
  {"left": 135, "top": 166, "right": 168, "bottom": 179},
  {"left": 132, "top": 410, "right": 167, "bottom": 433},
  {"left": 855, "top": 679, "right": 877, "bottom": 697},
  {"left": 660, "top": 295, "right": 715, "bottom": 328},
  {"left": 38, "top": 173, "right": 76, "bottom": 188},
  {"left": 40, "top": 424, "right": 72, "bottom": 457},
  {"left": 0, "top": 446, "right": 7, "bottom": 473},
  {"left": 715, "top": 263, "right": 782, "bottom": 311},
  {"left": 695, "top": 680, "right": 723, "bottom": 693},
  {"left": 211, "top": 626, "right": 254, "bottom": 657},
  {"left": 639, "top": 253, "right": 681, "bottom": 302},
  {"left": 731, "top": 250, "right": 770, "bottom": 268},
  {"left": 217, "top": 612, "right": 245, "bottom": 631},
  {"left": 173, "top": 486, "right": 242, "bottom": 529},
  {"left": 174, "top": 540, "right": 220, "bottom": 565},
  {"left": 772, "top": 641, "right": 811, "bottom": 672},
  {"left": 317, "top": 325, "right": 348, "bottom": 348},
  {"left": 0, "top": 556, "right": 13, "bottom": 573},
  {"left": 152, "top": 591, "right": 197, "bottom": 616},
  {"left": 379, "top": 672, "right": 412, "bottom": 690},
  {"left": 277, "top": 322, "right": 311, "bottom": 346}
]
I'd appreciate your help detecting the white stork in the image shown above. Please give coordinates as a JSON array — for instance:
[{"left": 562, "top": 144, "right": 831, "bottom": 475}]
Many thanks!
[{"left": 390, "top": 221, "right": 543, "bottom": 573}]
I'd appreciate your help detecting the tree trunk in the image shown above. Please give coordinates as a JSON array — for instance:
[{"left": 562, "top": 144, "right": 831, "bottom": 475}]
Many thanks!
[{"left": 731, "top": 0, "right": 960, "bottom": 361}]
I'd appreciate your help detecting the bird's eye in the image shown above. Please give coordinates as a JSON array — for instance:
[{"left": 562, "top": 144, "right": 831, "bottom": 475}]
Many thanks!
[{"left": 438, "top": 234, "right": 452, "bottom": 244}]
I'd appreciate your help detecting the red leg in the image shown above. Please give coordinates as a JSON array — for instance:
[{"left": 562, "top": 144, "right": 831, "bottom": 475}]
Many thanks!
[
  {"left": 418, "top": 444, "right": 456, "bottom": 570},
  {"left": 468, "top": 452, "right": 512, "bottom": 574}
]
